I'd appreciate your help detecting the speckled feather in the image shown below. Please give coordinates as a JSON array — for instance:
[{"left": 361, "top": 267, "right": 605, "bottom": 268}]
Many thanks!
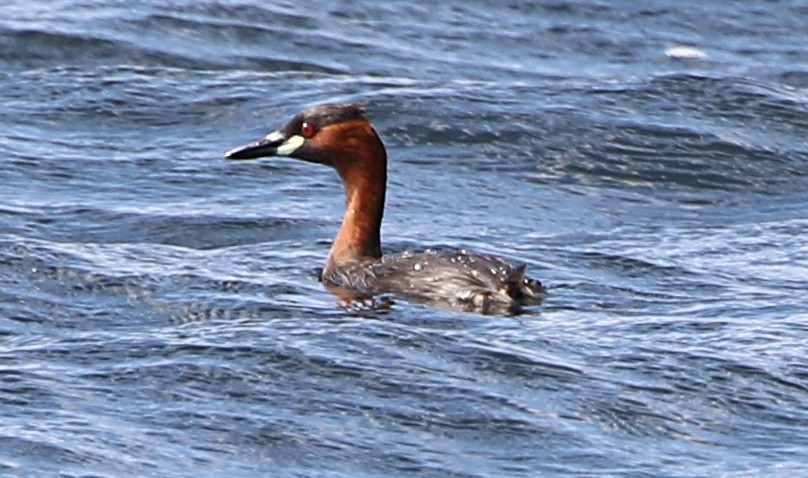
[{"left": 323, "top": 249, "right": 546, "bottom": 314}]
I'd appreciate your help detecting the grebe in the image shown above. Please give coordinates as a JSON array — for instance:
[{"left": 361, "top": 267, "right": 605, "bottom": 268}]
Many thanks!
[{"left": 225, "top": 103, "right": 545, "bottom": 314}]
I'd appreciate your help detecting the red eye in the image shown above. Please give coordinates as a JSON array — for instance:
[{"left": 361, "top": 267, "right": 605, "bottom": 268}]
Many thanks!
[{"left": 300, "top": 122, "right": 316, "bottom": 138}]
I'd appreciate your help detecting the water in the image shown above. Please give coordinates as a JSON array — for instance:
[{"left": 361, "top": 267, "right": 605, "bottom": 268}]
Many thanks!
[{"left": 2, "top": 1, "right": 807, "bottom": 476}]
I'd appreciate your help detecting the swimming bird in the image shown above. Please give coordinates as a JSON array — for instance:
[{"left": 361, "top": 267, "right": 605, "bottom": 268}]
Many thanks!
[{"left": 225, "top": 102, "right": 545, "bottom": 314}]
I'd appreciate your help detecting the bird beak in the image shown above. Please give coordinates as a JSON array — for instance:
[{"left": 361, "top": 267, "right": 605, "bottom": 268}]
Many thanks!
[{"left": 225, "top": 130, "right": 305, "bottom": 160}]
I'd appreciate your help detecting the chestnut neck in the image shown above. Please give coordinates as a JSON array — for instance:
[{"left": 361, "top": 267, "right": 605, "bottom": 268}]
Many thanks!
[{"left": 324, "top": 123, "right": 387, "bottom": 275}]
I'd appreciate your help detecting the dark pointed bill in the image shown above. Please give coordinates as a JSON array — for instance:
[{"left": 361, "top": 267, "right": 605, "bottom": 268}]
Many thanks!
[{"left": 225, "top": 131, "right": 287, "bottom": 160}]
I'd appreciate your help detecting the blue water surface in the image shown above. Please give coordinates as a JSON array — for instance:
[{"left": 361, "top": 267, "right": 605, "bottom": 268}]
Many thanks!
[{"left": 1, "top": 1, "right": 807, "bottom": 477}]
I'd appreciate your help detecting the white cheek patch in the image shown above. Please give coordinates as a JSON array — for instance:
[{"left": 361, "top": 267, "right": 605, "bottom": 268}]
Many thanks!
[{"left": 276, "top": 135, "right": 305, "bottom": 156}]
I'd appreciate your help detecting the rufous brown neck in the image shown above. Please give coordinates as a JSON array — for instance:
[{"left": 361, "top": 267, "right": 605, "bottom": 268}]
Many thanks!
[{"left": 323, "top": 121, "right": 387, "bottom": 275}]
